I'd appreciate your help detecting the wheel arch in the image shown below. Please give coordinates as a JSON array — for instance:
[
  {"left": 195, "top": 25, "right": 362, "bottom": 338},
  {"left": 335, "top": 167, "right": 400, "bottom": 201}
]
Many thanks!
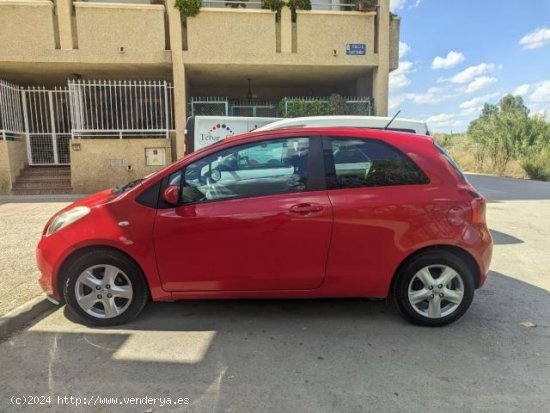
[
  {"left": 56, "top": 245, "right": 150, "bottom": 302},
  {"left": 390, "top": 244, "right": 482, "bottom": 297}
]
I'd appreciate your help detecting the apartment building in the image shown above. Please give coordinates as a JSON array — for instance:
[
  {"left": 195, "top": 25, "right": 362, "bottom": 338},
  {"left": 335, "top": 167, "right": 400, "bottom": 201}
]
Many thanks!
[{"left": 0, "top": 0, "right": 400, "bottom": 194}]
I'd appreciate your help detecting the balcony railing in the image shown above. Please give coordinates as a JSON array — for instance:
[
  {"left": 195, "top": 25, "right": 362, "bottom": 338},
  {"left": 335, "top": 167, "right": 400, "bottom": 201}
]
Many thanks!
[{"left": 188, "top": 96, "right": 374, "bottom": 117}]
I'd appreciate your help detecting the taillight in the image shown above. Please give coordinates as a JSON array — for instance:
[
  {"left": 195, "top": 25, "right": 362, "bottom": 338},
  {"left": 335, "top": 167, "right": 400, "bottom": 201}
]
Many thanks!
[{"left": 470, "top": 196, "right": 486, "bottom": 224}]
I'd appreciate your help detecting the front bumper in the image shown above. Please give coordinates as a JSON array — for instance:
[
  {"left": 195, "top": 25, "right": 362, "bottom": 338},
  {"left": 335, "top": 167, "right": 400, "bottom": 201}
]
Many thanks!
[{"left": 36, "top": 234, "right": 74, "bottom": 302}]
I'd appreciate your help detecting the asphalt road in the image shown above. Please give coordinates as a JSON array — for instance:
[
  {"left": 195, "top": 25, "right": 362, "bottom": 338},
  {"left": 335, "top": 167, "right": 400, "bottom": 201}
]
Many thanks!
[{"left": 1, "top": 175, "right": 549, "bottom": 413}]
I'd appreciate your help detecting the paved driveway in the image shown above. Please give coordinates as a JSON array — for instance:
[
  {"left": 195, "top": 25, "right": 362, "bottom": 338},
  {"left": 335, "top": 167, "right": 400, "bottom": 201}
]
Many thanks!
[
  {"left": 1, "top": 176, "right": 549, "bottom": 412},
  {"left": 0, "top": 197, "right": 73, "bottom": 316}
]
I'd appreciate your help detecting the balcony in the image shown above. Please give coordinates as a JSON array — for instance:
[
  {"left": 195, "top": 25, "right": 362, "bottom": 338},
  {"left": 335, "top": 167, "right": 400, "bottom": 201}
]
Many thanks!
[
  {"left": 184, "top": 7, "right": 379, "bottom": 67},
  {"left": 0, "top": 0, "right": 171, "bottom": 76}
]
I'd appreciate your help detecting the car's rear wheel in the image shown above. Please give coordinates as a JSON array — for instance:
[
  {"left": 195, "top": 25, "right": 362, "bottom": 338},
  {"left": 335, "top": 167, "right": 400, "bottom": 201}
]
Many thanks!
[
  {"left": 393, "top": 250, "right": 475, "bottom": 327},
  {"left": 63, "top": 249, "right": 148, "bottom": 326}
]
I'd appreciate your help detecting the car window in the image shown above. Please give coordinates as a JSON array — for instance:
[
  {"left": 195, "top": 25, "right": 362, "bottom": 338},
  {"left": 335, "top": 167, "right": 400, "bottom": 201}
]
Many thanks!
[
  {"left": 434, "top": 143, "right": 467, "bottom": 182},
  {"left": 324, "top": 138, "right": 429, "bottom": 189},
  {"left": 170, "top": 137, "right": 310, "bottom": 204}
]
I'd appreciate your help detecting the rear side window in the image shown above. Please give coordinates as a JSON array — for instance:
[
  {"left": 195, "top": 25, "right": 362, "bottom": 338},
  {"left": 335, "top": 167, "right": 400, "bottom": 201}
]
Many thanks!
[
  {"left": 434, "top": 143, "right": 467, "bottom": 182},
  {"left": 324, "top": 138, "right": 429, "bottom": 189}
]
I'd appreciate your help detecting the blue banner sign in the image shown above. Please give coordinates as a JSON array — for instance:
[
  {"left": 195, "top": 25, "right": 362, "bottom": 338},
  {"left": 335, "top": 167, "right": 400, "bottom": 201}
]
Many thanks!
[{"left": 346, "top": 43, "right": 367, "bottom": 56}]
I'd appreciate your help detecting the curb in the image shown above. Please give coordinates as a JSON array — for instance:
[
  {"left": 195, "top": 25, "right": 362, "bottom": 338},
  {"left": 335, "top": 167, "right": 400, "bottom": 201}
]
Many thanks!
[{"left": 0, "top": 295, "right": 58, "bottom": 339}]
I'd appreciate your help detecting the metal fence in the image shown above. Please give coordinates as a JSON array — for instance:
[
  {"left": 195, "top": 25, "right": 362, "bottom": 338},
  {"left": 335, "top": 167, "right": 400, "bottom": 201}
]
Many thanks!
[
  {"left": 0, "top": 79, "right": 25, "bottom": 140},
  {"left": 188, "top": 96, "right": 229, "bottom": 117},
  {"left": 68, "top": 80, "right": 174, "bottom": 138},
  {"left": 281, "top": 96, "right": 375, "bottom": 116},
  {"left": 230, "top": 100, "right": 278, "bottom": 117}
]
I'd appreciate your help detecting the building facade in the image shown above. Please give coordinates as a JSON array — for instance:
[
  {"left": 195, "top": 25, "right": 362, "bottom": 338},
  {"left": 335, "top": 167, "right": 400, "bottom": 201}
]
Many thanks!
[{"left": 0, "top": 0, "right": 400, "bottom": 194}]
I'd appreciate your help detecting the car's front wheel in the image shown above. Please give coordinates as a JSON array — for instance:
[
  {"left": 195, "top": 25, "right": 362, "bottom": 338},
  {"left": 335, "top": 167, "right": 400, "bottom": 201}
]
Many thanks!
[
  {"left": 63, "top": 249, "right": 148, "bottom": 326},
  {"left": 393, "top": 250, "right": 475, "bottom": 327}
]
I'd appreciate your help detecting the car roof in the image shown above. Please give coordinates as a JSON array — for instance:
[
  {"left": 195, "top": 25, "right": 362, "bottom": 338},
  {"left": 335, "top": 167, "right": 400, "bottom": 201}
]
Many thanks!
[{"left": 223, "top": 126, "right": 432, "bottom": 145}]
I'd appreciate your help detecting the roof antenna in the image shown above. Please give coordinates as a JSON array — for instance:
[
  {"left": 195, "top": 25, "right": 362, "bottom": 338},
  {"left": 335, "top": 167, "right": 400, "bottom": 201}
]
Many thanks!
[{"left": 384, "top": 110, "right": 401, "bottom": 130}]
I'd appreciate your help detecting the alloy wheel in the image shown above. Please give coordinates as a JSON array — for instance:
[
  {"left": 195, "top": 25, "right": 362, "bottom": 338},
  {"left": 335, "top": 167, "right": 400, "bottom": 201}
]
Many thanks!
[
  {"left": 74, "top": 264, "right": 133, "bottom": 319},
  {"left": 407, "top": 265, "right": 465, "bottom": 319}
]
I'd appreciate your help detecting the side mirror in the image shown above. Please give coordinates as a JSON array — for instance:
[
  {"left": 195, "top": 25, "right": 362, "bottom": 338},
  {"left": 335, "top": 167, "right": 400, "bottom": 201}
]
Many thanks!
[{"left": 162, "top": 185, "right": 180, "bottom": 205}]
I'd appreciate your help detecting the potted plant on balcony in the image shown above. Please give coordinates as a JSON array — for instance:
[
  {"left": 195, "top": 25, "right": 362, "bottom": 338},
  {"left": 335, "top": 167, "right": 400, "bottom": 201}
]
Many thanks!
[
  {"left": 353, "top": 0, "right": 376, "bottom": 12},
  {"left": 175, "top": 0, "right": 202, "bottom": 26},
  {"left": 261, "top": 0, "right": 284, "bottom": 12},
  {"left": 288, "top": 0, "right": 311, "bottom": 11},
  {"left": 226, "top": 0, "right": 249, "bottom": 8}
]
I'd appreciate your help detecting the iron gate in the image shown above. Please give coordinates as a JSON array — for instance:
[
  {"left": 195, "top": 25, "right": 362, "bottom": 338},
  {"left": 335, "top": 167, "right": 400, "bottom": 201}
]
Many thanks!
[{"left": 22, "top": 87, "right": 71, "bottom": 165}]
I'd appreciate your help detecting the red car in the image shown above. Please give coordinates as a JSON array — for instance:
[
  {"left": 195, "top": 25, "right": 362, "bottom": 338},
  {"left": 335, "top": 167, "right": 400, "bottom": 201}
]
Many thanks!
[{"left": 37, "top": 128, "right": 492, "bottom": 327}]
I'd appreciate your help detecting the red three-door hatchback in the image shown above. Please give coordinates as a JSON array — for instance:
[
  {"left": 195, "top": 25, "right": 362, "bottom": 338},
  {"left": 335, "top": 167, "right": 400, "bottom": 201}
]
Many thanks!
[{"left": 37, "top": 128, "right": 492, "bottom": 327}]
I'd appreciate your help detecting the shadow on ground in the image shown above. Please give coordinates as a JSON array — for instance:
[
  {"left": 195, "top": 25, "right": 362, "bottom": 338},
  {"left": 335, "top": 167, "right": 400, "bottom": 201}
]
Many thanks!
[
  {"left": 490, "top": 229, "right": 523, "bottom": 245},
  {"left": 1, "top": 271, "right": 549, "bottom": 413}
]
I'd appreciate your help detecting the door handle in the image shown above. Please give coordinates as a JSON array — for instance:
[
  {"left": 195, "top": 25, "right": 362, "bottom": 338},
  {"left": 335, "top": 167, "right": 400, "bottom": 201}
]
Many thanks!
[{"left": 289, "top": 203, "right": 323, "bottom": 215}]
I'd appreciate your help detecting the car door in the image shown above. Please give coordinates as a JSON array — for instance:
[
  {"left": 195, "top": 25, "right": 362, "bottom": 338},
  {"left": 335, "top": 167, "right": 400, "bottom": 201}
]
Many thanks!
[
  {"left": 153, "top": 136, "right": 333, "bottom": 292},
  {"left": 322, "top": 136, "right": 431, "bottom": 297}
]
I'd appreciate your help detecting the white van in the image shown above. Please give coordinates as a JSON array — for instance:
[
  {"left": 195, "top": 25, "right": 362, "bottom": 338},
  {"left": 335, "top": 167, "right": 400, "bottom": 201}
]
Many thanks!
[
  {"left": 255, "top": 116, "right": 431, "bottom": 135},
  {"left": 185, "top": 116, "right": 280, "bottom": 154}
]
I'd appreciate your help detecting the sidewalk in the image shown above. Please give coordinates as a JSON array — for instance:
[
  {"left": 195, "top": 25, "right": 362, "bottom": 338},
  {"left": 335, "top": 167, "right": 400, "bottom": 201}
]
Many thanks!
[{"left": 0, "top": 195, "right": 83, "bottom": 317}]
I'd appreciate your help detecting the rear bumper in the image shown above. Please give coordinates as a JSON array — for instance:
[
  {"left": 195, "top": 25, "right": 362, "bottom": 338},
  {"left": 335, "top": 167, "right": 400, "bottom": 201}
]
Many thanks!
[{"left": 473, "top": 225, "right": 493, "bottom": 288}]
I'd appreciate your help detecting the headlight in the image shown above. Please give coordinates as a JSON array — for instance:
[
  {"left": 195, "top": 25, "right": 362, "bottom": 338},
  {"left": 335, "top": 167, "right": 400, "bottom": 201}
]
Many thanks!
[{"left": 46, "top": 206, "right": 91, "bottom": 236}]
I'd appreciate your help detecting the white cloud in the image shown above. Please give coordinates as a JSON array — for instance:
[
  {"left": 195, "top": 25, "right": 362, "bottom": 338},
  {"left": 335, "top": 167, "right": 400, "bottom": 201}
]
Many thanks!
[
  {"left": 389, "top": 61, "right": 414, "bottom": 91},
  {"left": 465, "top": 77, "right": 497, "bottom": 93},
  {"left": 450, "top": 63, "right": 496, "bottom": 84},
  {"left": 389, "top": 86, "right": 456, "bottom": 109},
  {"left": 519, "top": 27, "right": 550, "bottom": 50},
  {"left": 425, "top": 113, "right": 468, "bottom": 132},
  {"left": 390, "top": 0, "right": 406, "bottom": 12},
  {"left": 431, "top": 51, "right": 465, "bottom": 70},
  {"left": 530, "top": 80, "right": 550, "bottom": 103},
  {"left": 409, "top": 87, "right": 454, "bottom": 104},
  {"left": 399, "top": 41, "right": 411, "bottom": 58},
  {"left": 513, "top": 84, "right": 532, "bottom": 96},
  {"left": 459, "top": 93, "right": 500, "bottom": 110},
  {"left": 426, "top": 113, "right": 455, "bottom": 124},
  {"left": 410, "top": 0, "right": 422, "bottom": 8}
]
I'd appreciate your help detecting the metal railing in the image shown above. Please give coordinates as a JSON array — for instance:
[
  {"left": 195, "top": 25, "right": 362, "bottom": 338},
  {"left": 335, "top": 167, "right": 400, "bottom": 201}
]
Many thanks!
[
  {"left": 201, "top": 0, "right": 358, "bottom": 10},
  {"left": 188, "top": 96, "right": 229, "bottom": 117},
  {"left": 281, "top": 96, "right": 375, "bottom": 116},
  {"left": 0, "top": 79, "right": 25, "bottom": 140},
  {"left": 68, "top": 80, "right": 174, "bottom": 138}
]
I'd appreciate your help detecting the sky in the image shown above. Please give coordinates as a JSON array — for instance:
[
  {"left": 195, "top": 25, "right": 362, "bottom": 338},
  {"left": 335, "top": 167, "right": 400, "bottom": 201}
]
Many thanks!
[{"left": 389, "top": 0, "right": 550, "bottom": 132}]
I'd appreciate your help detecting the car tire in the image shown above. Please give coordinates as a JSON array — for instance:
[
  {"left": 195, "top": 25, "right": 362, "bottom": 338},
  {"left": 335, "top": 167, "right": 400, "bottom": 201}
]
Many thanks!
[
  {"left": 63, "top": 248, "right": 149, "bottom": 326},
  {"left": 392, "top": 250, "right": 475, "bottom": 327}
]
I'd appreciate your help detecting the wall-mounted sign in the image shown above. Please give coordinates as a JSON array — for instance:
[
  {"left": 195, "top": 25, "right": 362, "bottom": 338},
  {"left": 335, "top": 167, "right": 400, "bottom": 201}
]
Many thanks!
[
  {"left": 145, "top": 148, "right": 166, "bottom": 166},
  {"left": 346, "top": 43, "right": 367, "bottom": 56}
]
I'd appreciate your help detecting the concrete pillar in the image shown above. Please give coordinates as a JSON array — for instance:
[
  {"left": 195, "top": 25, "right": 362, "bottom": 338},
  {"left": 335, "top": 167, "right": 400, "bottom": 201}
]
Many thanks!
[
  {"left": 280, "top": 6, "right": 292, "bottom": 54},
  {"left": 56, "top": 0, "right": 74, "bottom": 50},
  {"left": 374, "top": 0, "right": 390, "bottom": 116},
  {"left": 171, "top": 56, "right": 187, "bottom": 159},
  {"left": 166, "top": 0, "right": 183, "bottom": 52},
  {"left": 356, "top": 75, "right": 372, "bottom": 97},
  {"left": 166, "top": 0, "right": 186, "bottom": 158}
]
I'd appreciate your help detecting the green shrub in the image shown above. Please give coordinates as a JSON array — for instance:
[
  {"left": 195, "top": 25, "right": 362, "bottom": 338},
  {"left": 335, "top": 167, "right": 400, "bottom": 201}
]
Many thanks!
[
  {"left": 175, "top": 0, "right": 201, "bottom": 26},
  {"left": 288, "top": 0, "right": 312, "bottom": 10},
  {"left": 328, "top": 94, "right": 348, "bottom": 115},
  {"left": 261, "top": 0, "right": 284, "bottom": 12},
  {"left": 521, "top": 147, "right": 550, "bottom": 181}
]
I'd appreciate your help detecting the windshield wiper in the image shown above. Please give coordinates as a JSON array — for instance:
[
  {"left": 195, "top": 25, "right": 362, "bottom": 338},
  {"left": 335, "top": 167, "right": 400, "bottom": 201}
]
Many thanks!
[{"left": 112, "top": 179, "right": 144, "bottom": 195}]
